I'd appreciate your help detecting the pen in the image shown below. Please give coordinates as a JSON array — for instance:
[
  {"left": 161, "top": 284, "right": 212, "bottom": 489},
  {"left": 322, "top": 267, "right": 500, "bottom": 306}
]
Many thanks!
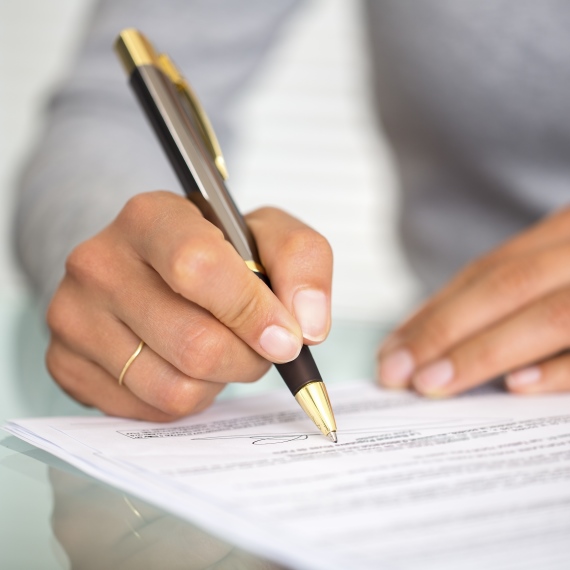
[{"left": 114, "top": 29, "right": 337, "bottom": 443}]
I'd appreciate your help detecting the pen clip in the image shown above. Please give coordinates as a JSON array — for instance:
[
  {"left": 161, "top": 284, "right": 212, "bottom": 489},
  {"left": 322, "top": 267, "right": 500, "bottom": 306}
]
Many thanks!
[{"left": 157, "top": 54, "right": 229, "bottom": 180}]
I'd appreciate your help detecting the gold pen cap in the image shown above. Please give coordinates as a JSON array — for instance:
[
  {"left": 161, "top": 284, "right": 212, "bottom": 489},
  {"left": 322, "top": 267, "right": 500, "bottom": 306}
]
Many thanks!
[
  {"left": 114, "top": 29, "right": 228, "bottom": 180},
  {"left": 114, "top": 28, "right": 159, "bottom": 75}
]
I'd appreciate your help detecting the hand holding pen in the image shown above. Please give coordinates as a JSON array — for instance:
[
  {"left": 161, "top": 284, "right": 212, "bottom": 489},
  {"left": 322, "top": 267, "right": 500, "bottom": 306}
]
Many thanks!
[
  {"left": 45, "top": 33, "right": 335, "bottom": 433},
  {"left": 47, "top": 186, "right": 333, "bottom": 421}
]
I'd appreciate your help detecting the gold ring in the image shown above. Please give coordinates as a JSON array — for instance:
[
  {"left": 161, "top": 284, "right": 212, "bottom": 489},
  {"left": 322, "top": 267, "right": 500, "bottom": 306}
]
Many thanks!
[{"left": 119, "top": 340, "right": 145, "bottom": 386}]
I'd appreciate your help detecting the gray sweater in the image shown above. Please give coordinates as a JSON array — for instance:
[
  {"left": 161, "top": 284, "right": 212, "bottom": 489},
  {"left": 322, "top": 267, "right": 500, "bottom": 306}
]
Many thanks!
[{"left": 14, "top": 0, "right": 570, "bottom": 305}]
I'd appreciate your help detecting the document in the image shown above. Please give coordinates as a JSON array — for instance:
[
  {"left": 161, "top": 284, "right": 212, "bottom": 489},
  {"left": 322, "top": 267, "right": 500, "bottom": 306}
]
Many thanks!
[{"left": 5, "top": 381, "right": 570, "bottom": 570}]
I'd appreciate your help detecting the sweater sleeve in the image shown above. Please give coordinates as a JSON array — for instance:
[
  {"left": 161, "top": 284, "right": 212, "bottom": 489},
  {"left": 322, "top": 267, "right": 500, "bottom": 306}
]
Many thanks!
[{"left": 13, "top": 0, "right": 302, "bottom": 308}]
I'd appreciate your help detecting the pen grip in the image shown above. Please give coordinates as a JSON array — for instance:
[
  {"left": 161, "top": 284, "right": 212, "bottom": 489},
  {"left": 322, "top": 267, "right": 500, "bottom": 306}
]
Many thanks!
[{"left": 275, "top": 346, "right": 322, "bottom": 395}]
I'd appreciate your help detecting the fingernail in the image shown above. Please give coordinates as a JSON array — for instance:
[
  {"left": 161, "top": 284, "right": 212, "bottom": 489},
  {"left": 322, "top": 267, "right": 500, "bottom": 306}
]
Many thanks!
[
  {"left": 259, "top": 325, "right": 302, "bottom": 362},
  {"left": 414, "top": 359, "right": 454, "bottom": 393},
  {"left": 380, "top": 349, "right": 415, "bottom": 388},
  {"left": 506, "top": 366, "right": 541, "bottom": 389},
  {"left": 293, "top": 289, "right": 329, "bottom": 342}
]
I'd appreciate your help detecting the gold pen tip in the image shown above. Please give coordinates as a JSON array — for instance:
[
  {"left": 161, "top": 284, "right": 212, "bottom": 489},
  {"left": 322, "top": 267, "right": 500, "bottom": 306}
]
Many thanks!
[{"left": 327, "top": 431, "right": 338, "bottom": 444}]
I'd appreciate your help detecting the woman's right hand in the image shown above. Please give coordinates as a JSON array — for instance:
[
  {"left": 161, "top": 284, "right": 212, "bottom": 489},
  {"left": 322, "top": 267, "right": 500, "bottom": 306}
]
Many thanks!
[{"left": 46, "top": 191, "right": 333, "bottom": 421}]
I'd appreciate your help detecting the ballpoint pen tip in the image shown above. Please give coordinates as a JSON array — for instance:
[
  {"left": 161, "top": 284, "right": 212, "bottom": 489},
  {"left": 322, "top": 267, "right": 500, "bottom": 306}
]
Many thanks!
[{"left": 327, "top": 431, "right": 338, "bottom": 444}]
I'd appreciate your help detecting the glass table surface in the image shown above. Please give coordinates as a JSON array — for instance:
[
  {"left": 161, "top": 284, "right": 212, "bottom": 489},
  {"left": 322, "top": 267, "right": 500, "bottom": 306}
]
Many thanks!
[{"left": 0, "top": 296, "right": 387, "bottom": 569}]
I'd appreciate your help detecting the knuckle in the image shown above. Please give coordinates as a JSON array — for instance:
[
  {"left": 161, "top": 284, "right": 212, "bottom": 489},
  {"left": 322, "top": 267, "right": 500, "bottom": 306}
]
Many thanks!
[
  {"left": 118, "top": 192, "right": 156, "bottom": 227},
  {"left": 250, "top": 205, "right": 280, "bottom": 218},
  {"left": 158, "top": 393, "right": 194, "bottom": 418},
  {"left": 65, "top": 240, "right": 114, "bottom": 294},
  {"left": 45, "top": 345, "right": 92, "bottom": 407},
  {"left": 192, "top": 387, "right": 222, "bottom": 413},
  {"left": 281, "top": 227, "right": 332, "bottom": 259},
  {"left": 489, "top": 259, "right": 535, "bottom": 299},
  {"left": 218, "top": 289, "right": 264, "bottom": 332},
  {"left": 46, "top": 287, "right": 84, "bottom": 343},
  {"left": 168, "top": 237, "right": 224, "bottom": 292},
  {"left": 118, "top": 191, "right": 178, "bottom": 249},
  {"left": 175, "top": 324, "right": 227, "bottom": 379},
  {"left": 65, "top": 241, "right": 97, "bottom": 282},
  {"left": 419, "top": 316, "right": 456, "bottom": 355},
  {"left": 45, "top": 343, "right": 63, "bottom": 381},
  {"left": 46, "top": 293, "right": 68, "bottom": 338},
  {"left": 247, "top": 206, "right": 285, "bottom": 226},
  {"left": 158, "top": 378, "right": 214, "bottom": 418},
  {"left": 238, "top": 359, "right": 272, "bottom": 383},
  {"left": 544, "top": 292, "right": 570, "bottom": 332}
]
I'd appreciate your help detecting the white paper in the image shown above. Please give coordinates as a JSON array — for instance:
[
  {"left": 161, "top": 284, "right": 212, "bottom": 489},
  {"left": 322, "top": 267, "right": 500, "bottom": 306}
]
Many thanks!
[{"left": 5, "top": 381, "right": 570, "bottom": 569}]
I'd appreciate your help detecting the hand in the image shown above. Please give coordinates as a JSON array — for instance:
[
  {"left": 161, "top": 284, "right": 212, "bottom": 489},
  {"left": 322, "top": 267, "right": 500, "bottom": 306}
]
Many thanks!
[
  {"left": 46, "top": 191, "right": 332, "bottom": 421},
  {"left": 378, "top": 207, "right": 570, "bottom": 396}
]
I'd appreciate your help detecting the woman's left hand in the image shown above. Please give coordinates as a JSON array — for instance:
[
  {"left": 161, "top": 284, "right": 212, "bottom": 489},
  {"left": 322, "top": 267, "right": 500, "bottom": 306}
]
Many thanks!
[{"left": 378, "top": 207, "right": 570, "bottom": 396}]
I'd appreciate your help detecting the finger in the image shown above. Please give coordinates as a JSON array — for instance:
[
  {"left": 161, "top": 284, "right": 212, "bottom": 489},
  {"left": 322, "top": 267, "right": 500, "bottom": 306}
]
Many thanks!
[
  {"left": 48, "top": 292, "right": 230, "bottom": 417},
  {"left": 246, "top": 207, "right": 333, "bottom": 344},
  {"left": 63, "top": 239, "right": 271, "bottom": 383},
  {"left": 116, "top": 191, "right": 303, "bottom": 363},
  {"left": 116, "top": 266, "right": 271, "bottom": 384},
  {"left": 381, "top": 208, "right": 570, "bottom": 352},
  {"left": 48, "top": 336, "right": 225, "bottom": 420},
  {"left": 506, "top": 352, "right": 570, "bottom": 394},
  {"left": 378, "top": 242, "right": 570, "bottom": 388},
  {"left": 118, "top": 337, "right": 226, "bottom": 418},
  {"left": 410, "top": 288, "right": 570, "bottom": 396},
  {"left": 46, "top": 339, "right": 175, "bottom": 421},
  {"left": 377, "top": 255, "right": 503, "bottom": 362}
]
